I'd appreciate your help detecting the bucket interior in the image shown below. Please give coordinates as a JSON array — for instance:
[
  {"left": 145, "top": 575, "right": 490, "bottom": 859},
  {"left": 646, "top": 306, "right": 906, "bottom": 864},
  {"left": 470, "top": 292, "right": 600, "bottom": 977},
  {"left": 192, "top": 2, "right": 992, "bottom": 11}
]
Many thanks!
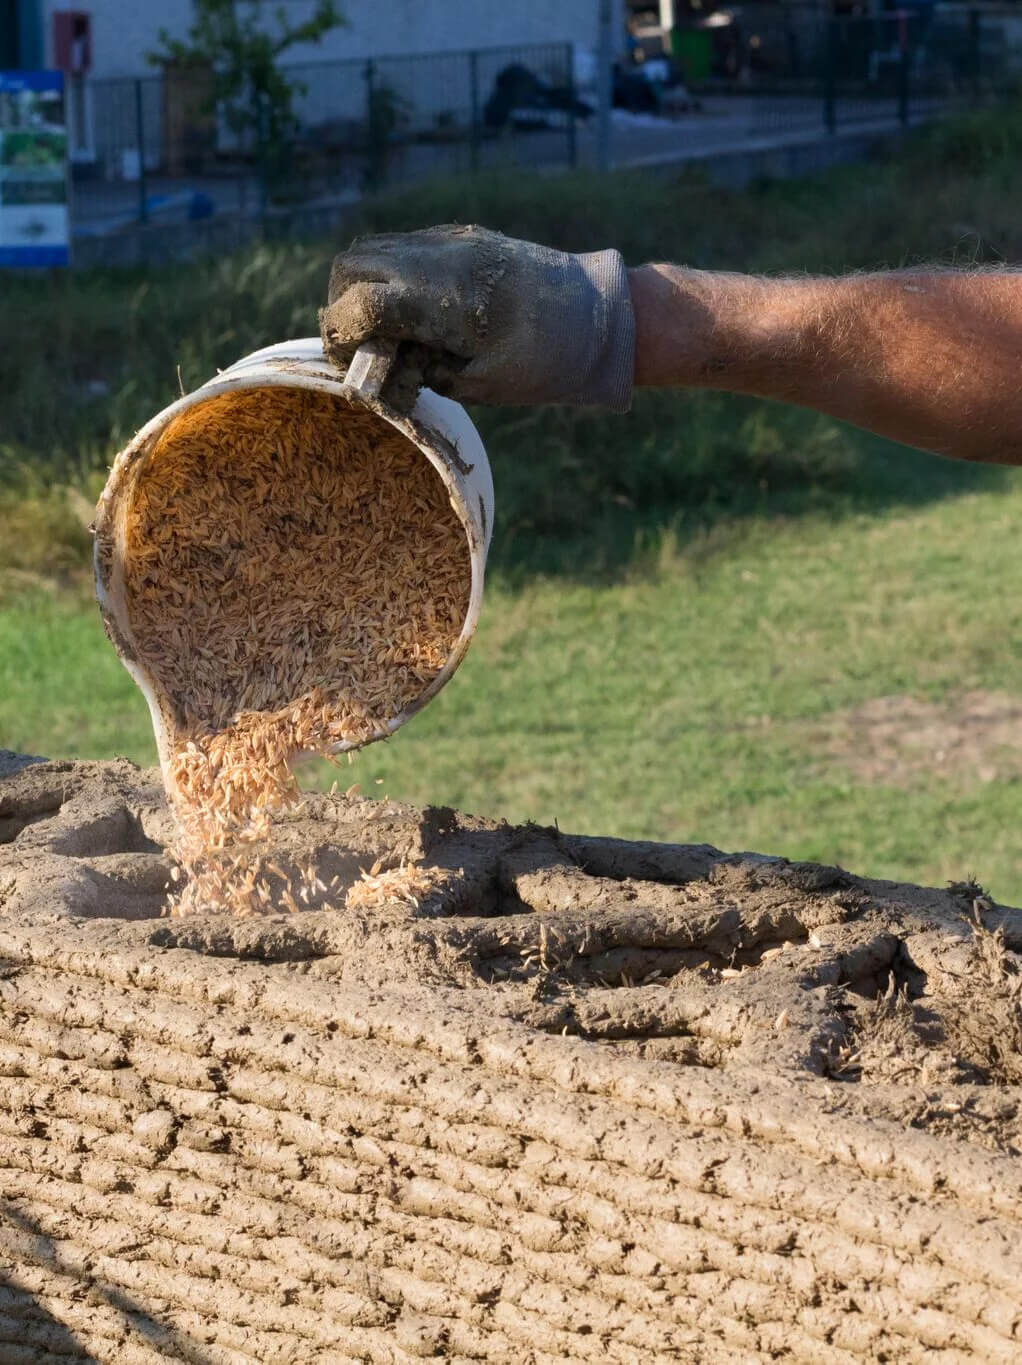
[{"left": 102, "top": 382, "right": 476, "bottom": 756}]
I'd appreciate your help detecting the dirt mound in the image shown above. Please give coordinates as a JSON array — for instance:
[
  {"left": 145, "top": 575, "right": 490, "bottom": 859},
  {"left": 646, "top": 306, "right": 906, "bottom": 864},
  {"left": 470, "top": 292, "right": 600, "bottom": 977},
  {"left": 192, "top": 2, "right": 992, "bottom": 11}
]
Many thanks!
[
  {"left": 2, "top": 757, "right": 1022, "bottom": 1362},
  {"left": 812, "top": 689, "right": 1022, "bottom": 785}
]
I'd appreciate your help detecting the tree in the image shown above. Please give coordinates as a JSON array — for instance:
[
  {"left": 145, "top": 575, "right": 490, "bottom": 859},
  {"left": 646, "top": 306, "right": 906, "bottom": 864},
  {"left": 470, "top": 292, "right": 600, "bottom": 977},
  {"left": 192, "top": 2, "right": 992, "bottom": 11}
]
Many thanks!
[{"left": 149, "top": 1, "right": 344, "bottom": 163}]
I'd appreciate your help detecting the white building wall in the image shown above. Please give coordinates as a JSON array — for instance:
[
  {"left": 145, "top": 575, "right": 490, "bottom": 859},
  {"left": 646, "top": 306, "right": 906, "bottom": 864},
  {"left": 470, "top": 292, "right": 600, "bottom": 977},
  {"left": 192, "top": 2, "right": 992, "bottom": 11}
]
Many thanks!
[
  {"left": 284, "top": 0, "right": 624, "bottom": 64},
  {"left": 288, "top": 1, "right": 626, "bottom": 134},
  {"left": 38, "top": 0, "right": 625, "bottom": 79},
  {"left": 39, "top": 0, "right": 195, "bottom": 77},
  {"left": 41, "top": 0, "right": 624, "bottom": 171}
]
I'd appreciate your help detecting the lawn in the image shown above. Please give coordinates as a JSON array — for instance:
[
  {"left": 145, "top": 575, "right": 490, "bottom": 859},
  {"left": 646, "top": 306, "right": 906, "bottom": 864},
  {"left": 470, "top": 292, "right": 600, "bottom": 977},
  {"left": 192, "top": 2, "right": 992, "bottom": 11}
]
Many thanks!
[
  {"left": 6, "top": 467, "right": 1022, "bottom": 900},
  {"left": 5, "top": 107, "right": 1022, "bottom": 900}
]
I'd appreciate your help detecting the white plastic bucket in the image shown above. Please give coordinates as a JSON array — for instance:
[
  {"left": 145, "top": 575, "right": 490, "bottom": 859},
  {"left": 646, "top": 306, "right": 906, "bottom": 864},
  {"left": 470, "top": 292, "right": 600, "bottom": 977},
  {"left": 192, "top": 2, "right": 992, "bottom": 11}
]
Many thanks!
[{"left": 93, "top": 338, "right": 494, "bottom": 778}]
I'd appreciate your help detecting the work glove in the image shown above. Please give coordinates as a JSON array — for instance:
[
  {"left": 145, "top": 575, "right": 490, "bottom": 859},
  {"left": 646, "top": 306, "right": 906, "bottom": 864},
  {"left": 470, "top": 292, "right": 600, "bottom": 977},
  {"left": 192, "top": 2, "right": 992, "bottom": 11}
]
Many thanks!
[{"left": 320, "top": 224, "right": 635, "bottom": 411}]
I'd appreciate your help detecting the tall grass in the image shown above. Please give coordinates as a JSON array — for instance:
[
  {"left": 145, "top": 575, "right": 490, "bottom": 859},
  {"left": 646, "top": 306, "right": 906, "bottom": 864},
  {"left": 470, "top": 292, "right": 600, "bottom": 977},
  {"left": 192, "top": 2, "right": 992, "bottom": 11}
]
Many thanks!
[
  {"left": 0, "top": 459, "right": 96, "bottom": 590},
  {"left": 3, "top": 106, "right": 1021, "bottom": 582}
]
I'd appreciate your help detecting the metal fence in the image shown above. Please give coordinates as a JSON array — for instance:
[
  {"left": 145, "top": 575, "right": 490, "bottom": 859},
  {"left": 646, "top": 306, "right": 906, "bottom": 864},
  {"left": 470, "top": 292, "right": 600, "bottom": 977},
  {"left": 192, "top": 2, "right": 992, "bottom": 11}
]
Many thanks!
[
  {"left": 669, "top": 5, "right": 1008, "bottom": 136},
  {"left": 65, "top": 13, "right": 1022, "bottom": 251},
  {"left": 71, "top": 42, "right": 578, "bottom": 242}
]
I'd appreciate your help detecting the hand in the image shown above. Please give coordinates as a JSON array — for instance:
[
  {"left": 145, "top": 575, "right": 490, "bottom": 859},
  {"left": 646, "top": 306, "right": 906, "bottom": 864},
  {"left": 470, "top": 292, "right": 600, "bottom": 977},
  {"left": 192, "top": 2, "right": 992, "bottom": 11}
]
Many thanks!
[{"left": 320, "top": 224, "right": 635, "bottom": 410}]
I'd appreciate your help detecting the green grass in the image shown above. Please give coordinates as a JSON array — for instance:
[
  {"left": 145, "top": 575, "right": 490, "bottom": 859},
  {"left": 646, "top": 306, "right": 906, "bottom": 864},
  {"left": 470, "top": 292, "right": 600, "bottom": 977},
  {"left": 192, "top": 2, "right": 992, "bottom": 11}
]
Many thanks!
[
  {"left": 8, "top": 473, "right": 1022, "bottom": 901},
  {"left": 5, "top": 105, "right": 1022, "bottom": 552},
  {"left": 7, "top": 106, "right": 1022, "bottom": 902}
]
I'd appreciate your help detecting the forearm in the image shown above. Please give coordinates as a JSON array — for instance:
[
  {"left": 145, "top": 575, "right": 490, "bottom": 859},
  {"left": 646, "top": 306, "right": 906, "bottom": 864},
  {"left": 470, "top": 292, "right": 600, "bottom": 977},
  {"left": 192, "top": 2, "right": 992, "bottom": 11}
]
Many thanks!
[{"left": 629, "top": 264, "right": 1022, "bottom": 464}]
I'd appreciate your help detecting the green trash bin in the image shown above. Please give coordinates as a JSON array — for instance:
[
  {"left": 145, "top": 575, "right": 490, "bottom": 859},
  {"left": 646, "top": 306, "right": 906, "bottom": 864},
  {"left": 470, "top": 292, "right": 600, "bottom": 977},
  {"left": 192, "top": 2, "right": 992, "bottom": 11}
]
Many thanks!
[{"left": 671, "top": 27, "right": 713, "bottom": 82}]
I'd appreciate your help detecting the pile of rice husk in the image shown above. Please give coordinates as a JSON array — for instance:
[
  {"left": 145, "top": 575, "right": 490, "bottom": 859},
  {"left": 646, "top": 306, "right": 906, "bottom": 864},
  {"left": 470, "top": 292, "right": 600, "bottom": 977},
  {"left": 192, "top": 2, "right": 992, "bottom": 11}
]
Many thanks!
[{"left": 117, "top": 385, "right": 470, "bottom": 915}]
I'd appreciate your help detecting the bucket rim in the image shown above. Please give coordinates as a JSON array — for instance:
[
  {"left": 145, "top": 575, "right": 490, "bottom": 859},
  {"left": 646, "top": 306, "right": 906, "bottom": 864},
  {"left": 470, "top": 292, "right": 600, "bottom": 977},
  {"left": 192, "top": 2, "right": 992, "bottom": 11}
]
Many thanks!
[{"left": 93, "top": 340, "right": 492, "bottom": 779}]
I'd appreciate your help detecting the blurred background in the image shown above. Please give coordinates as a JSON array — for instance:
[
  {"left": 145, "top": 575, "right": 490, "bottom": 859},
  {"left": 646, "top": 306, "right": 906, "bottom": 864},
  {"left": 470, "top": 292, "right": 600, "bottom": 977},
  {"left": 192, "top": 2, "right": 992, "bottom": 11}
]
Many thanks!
[{"left": 4, "top": 0, "right": 1022, "bottom": 899}]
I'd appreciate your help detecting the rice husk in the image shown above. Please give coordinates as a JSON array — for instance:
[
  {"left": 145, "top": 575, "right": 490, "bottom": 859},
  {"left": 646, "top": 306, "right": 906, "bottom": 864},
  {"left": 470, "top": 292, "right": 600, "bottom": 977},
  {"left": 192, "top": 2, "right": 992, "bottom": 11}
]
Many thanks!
[
  {"left": 118, "top": 385, "right": 470, "bottom": 915},
  {"left": 345, "top": 858, "right": 439, "bottom": 913}
]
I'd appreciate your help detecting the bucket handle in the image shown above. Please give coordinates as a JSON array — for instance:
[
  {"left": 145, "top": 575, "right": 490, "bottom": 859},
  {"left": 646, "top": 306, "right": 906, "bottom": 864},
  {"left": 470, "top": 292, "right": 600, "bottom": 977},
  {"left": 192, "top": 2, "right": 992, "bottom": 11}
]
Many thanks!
[{"left": 343, "top": 338, "right": 400, "bottom": 402}]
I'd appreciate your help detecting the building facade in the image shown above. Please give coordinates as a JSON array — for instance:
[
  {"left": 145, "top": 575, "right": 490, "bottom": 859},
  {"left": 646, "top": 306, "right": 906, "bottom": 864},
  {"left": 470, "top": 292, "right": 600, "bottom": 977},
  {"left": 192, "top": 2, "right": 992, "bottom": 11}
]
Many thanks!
[
  {"left": 8, "top": 1, "right": 625, "bottom": 79},
  {"left": 4, "top": 0, "right": 624, "bottom": 172}
]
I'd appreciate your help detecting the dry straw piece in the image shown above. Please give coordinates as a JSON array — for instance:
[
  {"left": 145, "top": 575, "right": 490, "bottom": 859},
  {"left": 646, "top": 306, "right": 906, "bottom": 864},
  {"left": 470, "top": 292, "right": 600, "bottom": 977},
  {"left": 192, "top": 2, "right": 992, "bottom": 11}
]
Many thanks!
[{"left": 117, "top": 384, "right": 470, "bottom": 915}]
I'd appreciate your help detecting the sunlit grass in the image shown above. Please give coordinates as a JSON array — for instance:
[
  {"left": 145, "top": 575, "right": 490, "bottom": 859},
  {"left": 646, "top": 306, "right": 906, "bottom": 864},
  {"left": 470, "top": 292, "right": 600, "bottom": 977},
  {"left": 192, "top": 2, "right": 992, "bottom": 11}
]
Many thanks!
[
  {"left": 8, "top": 472, "right": 1022, "bottom": 901},
  {"left": 6, "top": 105, "right": 1022, "bottom": 902}
]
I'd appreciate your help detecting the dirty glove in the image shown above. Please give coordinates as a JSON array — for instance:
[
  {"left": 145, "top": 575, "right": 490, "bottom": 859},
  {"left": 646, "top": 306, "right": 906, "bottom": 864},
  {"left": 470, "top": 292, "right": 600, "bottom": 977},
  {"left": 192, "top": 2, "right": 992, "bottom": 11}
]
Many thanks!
[{"left": 320, "top": 224, "right": 635, "bottom": 410}]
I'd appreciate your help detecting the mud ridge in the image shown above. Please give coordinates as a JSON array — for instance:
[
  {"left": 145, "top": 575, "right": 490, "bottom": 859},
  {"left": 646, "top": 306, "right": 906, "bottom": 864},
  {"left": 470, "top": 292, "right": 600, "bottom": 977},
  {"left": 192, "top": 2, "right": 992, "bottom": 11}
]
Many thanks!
[{"left": 2, "top": 759, "right": 1022, "bottom": 1361}]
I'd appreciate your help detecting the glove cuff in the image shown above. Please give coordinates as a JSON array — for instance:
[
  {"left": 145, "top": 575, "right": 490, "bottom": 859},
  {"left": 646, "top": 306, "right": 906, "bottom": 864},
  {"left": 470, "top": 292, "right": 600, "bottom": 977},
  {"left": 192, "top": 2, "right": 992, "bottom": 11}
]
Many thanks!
[{"left": 576, "top": 249, "right": 636, "bottom": 413}]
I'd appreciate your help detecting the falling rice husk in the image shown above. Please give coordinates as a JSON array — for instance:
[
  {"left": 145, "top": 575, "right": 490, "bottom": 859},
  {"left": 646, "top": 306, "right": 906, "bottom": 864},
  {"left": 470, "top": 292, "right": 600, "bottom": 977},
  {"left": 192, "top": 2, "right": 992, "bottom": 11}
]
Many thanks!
[{"left": 117, "top": 385, "right": 470, "bottom": 915}]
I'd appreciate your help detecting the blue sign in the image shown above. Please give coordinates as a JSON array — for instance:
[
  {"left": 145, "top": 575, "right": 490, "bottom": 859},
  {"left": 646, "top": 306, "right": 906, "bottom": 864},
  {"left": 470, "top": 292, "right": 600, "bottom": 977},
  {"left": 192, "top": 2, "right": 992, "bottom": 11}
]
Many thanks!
[
  {"left": 0, "top": 70, "right": 70, "bottom": 267},
  {"left": 0, "top": 71, "right": 65, "bottom": 95}
]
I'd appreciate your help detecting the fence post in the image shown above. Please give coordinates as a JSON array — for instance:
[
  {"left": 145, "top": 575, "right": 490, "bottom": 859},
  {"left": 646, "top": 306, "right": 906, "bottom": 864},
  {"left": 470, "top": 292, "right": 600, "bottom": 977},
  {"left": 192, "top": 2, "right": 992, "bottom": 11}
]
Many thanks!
[
  {"left": 469, "top": 49, "right": 479, "bottom": 173},
  {"left": 364, "top": 57, "right": 383, "bottom": 190},
  {"left": 256, "top": 92, "right": 268, "bottom": 221},
  {"left": 596, "top": 0, "right": 613, "bottom": 170},
  {"left": 565, "top": 42, "right": 578, "bottom": 167},
  {"left": 823, "top": 19, "right": 837, "bottom": 134},
  {"left": 897, "top": 10, "right": 910, "bottom": 126},
  {"left": 968, "top": 8, "right": 981, "bottom": 104},
  {"left": 134, "top": 78, "right": 148, "bottom": 224}
]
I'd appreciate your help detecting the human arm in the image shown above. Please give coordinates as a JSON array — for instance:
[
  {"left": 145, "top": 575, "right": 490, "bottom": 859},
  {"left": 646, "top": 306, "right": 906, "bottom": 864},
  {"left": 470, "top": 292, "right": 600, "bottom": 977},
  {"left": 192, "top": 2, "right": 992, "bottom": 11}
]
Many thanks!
[
  {"left": 631, "top": 263, "right": 1022, "bottom": 464},
  {"left": 322, "top": 226, "right": 1022, "bottom": 464}
]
